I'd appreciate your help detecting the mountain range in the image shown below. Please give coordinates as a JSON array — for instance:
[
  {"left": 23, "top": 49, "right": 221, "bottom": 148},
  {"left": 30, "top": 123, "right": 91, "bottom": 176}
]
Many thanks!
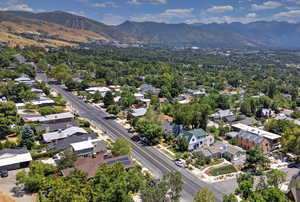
[{"left": 0, "top": 10, "right": 300, "bottom": 49}]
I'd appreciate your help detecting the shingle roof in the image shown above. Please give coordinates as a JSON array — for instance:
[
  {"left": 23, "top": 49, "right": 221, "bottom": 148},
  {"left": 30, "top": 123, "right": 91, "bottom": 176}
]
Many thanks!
[
  {"left": 61, "top": 154, "right": 132, "bottom": 179},
  {"left": 238, "top": 130, "right": 265, "bottom": 143},
  {"left": 35, "top": 120, "right": 78, "bottom": 133},
  {"left": 48, "top": 133, "right": 97, "bottom": 150},
  {"left": 179, "top": 129, "right": 208, "bottom": 143}
]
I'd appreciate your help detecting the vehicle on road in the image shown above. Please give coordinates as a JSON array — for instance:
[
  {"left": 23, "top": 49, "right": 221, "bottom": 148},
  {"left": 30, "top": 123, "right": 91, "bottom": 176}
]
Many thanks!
[
  {"left": 175, "top": 161, "right": 185, "bottom": 168},
  {"left": 131, "top": 135, "right": 140, "bottom": 142},
  {"left": 288, "top": 162, "right": 298, "bottom": 168},
  {"left": 0, "top": 169, "right": 8, "bottom": 177}
]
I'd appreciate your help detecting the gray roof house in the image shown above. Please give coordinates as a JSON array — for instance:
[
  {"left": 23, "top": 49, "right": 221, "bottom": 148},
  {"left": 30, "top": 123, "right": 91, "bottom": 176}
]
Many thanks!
[
  {"left": 70, "top": 139, "right": 107, "bottom": 157},
  {"left": 0, "top": 148, "right": 32, "bottom": 170},
  {"left": 210, "top": 109, "right": 236, "bottom": 122},
  {"left": 42, "top": 127, "right": 87, "bottom": 143},
  {"left": 178, "top": 129, "right": 214, "bottom": 151},
  {"left": 35, "top": 119, "right": 79, "bottom": 133},
  {"left": 163, "top": 120, "right": 183, "bottom": 137},
  {"left": 48, "top": 133, "right": 97, "bottom": 151},
  {"left": 197, "top": 142, "right": 246, "bottom": 165},
  {"left": 139, "top": 84, "right": 160, "bottom": 96}
]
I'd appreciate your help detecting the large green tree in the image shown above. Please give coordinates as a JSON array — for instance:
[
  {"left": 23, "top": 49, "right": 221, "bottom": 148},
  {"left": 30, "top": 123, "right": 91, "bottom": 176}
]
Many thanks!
[
  {"left": 193, "top": 187, "right": 215, "bottom": 202},
  {"left": 111, "top": 138, "right": 131, "bottom": 156}
]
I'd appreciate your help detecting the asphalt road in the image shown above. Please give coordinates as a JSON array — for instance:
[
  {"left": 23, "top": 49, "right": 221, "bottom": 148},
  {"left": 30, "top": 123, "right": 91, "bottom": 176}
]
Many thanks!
[{"left": 38, "top": 74, "right": 230, "bottom": 202}]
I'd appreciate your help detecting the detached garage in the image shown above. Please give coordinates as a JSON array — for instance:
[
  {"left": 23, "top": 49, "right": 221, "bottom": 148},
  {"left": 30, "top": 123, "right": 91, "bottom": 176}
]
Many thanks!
[{"left": 0, "top": 149, "right": 32, "bottom": 170}]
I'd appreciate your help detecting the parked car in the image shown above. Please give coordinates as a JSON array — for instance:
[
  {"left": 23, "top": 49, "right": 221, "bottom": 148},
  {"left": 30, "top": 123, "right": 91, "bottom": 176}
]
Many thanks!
[
  {"left": 288, "top": 162, "right": 298, "bottom": 168},
  {"left": 175, "top": 161, "right": 185, "bottom": 168},
  {"left": 131, "top": 135, "right": 140, "bottom": 142},
  {"left": 0, "top": 169, "right": 8, "bottom": 177}
]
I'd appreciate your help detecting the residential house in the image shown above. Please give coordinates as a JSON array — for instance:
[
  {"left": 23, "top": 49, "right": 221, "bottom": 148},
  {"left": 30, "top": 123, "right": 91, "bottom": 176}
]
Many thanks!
[
  {"left": 232, "top": 123, "right": 281, "bottom": 152},
  {"left": 261, "top": 108, "right": 275, "bottom": 118},
  {"left": 210, "top": 109, "right": 237, "bottom": 122},
  {"left": 176, "top": 94, "right": 191, "bottom": 104},
  {"left": 197, "top": 141, "right": 246, "bottom": 165},
  {"left": 129, "top": 104, "right": 148, "bottom": 117},
  {"left": 48, "top": 133, "right": 97, "bottom": 151},
  {"left": 178, "top": 129, "right": 214, "bottom": 151},
  {"left": 14, "top": 76, "right": 35, "bottom": 86},
  {"left": 42, "top": 127, "right": 87, "bottom": 143},
  {"left": 288, "top": 172, "right": 300, "bottom": 202},
  {"left": 70, "top": 139, "right": 106, "bottom": 157},
  {"left": 85, "top": 87, "right": 111, "bottom": 96},
  {"left": 134, "top": 93, "right": 151, "bottom": 105},
  {"left": 275, "top": 114, "right": 300, "bottom": 127},
  {"left": 61, "top": 154, "right": 133, "bottom": 179},
  {"left": 163, "top": 120, "right": 182, "bottom": 137},
  {"left": 138, "top": 84, "right": 160, "bottom": 96},
  {"left": 0, "top": 149, "right": 32, "bottom": 170},
  {"left": 232, "top": 117, "right": 258, "bottom": 126},
  {"left": 186, "top": 89, "right": 206, "bottom": 97},
  {"left": 23, "top": 112, "right": 74, "bottom": 124},
  {"left": 35, "top": 119, "right": 78, "bottom": 133}
]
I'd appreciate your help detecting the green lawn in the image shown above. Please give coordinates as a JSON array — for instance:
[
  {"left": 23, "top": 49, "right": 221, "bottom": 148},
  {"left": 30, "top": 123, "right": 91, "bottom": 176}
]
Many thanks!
[{"left": 209, "top": 165, "right": 237, "bottom": 176}]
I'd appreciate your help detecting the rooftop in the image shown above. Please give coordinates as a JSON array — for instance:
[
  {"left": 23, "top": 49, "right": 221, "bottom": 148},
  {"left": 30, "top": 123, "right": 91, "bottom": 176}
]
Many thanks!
[
  {"left": 43, "top": 126, "right": 87, "bottom": 142},
  {"left": 232, "top": 123, "right": 281, "bottom": 140},
  {"left": 0, "top": 149, "right": 32, "bottom": 167},
  {"left": 61, "top": 154, "right": 132, "bottom": 179}
]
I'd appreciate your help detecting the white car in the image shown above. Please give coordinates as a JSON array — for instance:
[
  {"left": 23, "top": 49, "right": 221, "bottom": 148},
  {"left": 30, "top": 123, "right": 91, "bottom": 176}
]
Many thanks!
[{"left": 175, "top": 161, "right": 185, "bottom": 168}]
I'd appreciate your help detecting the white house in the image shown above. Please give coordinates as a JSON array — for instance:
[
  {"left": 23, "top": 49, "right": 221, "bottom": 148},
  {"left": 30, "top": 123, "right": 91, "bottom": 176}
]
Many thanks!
[
  {"left": 43, "top": 127, "right": 87, "bottom": 143},
  {"left": 0, "top": 149, "right": 32, "bottom": 170},
  {"left": 86, "top": 87, "right": 111, "bottom": 97},
  {"left": 178, "top": 129, "right": 214, "bottom": 151}
]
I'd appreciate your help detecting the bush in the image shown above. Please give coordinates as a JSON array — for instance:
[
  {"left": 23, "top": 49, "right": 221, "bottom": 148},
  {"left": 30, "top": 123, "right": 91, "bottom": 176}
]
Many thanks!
[
  {"left": 78, "top": 119, "right": 91, "bottom": 128},
  {"left": 209, "top": 165, "right": 237, "bottom": 176},
  {"left": 31, "top": 149, "right": 61, "bottom": 159}
]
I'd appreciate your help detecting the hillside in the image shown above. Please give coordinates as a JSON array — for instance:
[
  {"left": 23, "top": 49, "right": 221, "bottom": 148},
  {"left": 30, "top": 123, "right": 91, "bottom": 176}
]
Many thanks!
[
  {"left": 0, "top": 11, "right": 108, "bottom": 48},
  {"left": 4, "top": 11, "right": 137, "bottom": 43},
  {"left": 117, "top": 21, "right": 300, "bottom": 48}
]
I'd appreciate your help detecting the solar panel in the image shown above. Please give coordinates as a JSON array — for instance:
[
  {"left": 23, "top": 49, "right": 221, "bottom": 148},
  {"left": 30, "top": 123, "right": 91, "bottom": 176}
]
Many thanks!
[{"left": 106, "top": 157, "right": 131, "bottom": 166}]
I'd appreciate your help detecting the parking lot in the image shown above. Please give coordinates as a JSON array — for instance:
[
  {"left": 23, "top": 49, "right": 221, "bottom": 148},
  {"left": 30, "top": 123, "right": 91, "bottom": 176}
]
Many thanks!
[{"left": 0, "top": 169, "right": 33, "bottom": 202}]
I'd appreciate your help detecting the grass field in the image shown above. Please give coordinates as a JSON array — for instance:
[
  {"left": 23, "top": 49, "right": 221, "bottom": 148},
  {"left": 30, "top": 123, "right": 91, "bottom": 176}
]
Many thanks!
[{"left": 209, "top": 165, "right": 237, "bottom": 176}]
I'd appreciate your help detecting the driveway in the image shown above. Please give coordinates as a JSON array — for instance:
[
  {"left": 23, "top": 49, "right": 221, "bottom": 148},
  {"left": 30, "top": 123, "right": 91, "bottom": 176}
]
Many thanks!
[{"left": 0, "top": 169, "right": 33, "bottom": 202}]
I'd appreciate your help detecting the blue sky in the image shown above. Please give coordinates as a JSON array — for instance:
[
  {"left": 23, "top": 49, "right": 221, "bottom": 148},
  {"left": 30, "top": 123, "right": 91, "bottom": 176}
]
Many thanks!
[{"left": 1, "top": 0, "right": 300, "bottom": 25}]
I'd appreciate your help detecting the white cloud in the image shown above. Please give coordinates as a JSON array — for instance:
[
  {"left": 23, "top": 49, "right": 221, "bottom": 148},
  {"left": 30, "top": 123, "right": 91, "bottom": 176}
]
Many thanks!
[
  {"left": 251, "top": 1, "right": 281, "bottom": 10},
  {"left": 0, "top": 0, "right": 33, "bottom": 12},
  {"left": 206, "top": 5, "right": 234, "bottom": 13},
  {"left": 150, "top": 0, "right": 167, "bottom": 4},
  {"left": 130, "top": 8, "right": 194, "bottom": 23},
  {"left": 101, "top": 14, "right": 125, "bottom": 25},
  {"left": 68, "top": 11, "right": 86, "bottom": 17},
  {"left": 92, "top": 1, "right": 117, "bottom": 8},
  {"left": 246, "top": 13, "right": 257, "bottom": 18},
  {"left": 128, "top": 0, "right": 142, "bottom": 6},
  {"left": 273, "top": 9, "right": 300, "bottom": 22}
]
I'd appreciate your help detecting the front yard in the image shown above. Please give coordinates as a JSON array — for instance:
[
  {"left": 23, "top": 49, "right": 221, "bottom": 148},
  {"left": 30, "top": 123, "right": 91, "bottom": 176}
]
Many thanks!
[{"left": 208, "top": 165, "right": 237, "bottom": 176}]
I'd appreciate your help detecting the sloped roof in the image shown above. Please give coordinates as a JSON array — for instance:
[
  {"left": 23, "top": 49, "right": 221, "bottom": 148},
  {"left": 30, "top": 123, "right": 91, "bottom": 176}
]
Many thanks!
[
  {"left": 48, "top": 133, "right": 97, "bottom": 151},
  {"left": 43, "top": 127, "right": 87, "bottom": 142},
  {"left": 0, "top": 149, "right": 32, "bottom": 167},
  {"left": 179, "top": 129, "right": 208, "bottom": 143}
]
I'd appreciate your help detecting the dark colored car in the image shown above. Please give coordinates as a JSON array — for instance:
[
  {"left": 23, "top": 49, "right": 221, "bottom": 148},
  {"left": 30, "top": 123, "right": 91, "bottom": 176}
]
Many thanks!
[
  {"left": 131, "top": 135, "right": 140, "bottom": 142},
  {"left": 0, "top": 169, "right": 8, "bottom": 178},
  {"left": 288, "top": 163, "right": 298, "bottom": 168}
]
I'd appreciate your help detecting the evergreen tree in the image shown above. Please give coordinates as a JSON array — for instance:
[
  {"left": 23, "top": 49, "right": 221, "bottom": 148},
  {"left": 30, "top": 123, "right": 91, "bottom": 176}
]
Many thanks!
[{"left": 21, "top": 125, "right": 34, "bottom": 150}]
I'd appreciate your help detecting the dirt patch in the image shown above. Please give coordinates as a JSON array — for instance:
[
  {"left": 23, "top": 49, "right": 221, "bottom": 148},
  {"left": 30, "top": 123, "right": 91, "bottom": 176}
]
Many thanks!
[{"left": 0, "top": 192, "right": 16, "bottom": 202}]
